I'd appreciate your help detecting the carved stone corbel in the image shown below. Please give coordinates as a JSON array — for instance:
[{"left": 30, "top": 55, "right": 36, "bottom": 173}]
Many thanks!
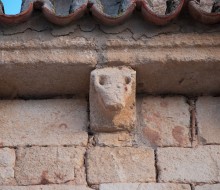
[{"left": 90, "top": 66, "right": 136, "bottom": 132}]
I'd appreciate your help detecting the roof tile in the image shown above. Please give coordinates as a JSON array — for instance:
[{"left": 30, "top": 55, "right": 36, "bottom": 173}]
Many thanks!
[{"left": 0, "top": 0, "right": 219, "bottom": 25}]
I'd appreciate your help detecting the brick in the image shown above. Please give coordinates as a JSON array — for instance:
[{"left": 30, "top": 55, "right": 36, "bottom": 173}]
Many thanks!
[
  {"left": 195, "top": 184, "right": 220, "bottom": 190},
  {"left": 157, "top": 146, "right": 220, "bottom": 183},
  {"left": 87, "top": 147, "right": 156, "bottom": 185},
  {"left": 0, "top": 148, "right": 16, "bottom": 185},
  {"left": 137, "top": 97, "right": 191, "bottom": 147},
  {"left": 15, "top": 147, "right": 86, "bottom": 185},
  {"left": 100, "top": 183, "right": 191, "bottom": 190},
  {"left": 90, "top": 67, "right": 136, "bottom": 132},
  {"left": 0, "top": 99, "right": 88, "bottom": 147},
  {"left": 94, "top": 132, "right": 133, "bottom": 147},
  {"left": 197, "top": 97, "right": 220, "bottom": 144},
  {"left": 0, "top": 185, "right": 92, "bottom": 190}
]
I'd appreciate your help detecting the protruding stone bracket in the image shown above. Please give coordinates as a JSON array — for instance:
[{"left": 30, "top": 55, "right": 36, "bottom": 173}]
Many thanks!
[{"left": 90, "top": 66, "right": 136, "bottom": 132}]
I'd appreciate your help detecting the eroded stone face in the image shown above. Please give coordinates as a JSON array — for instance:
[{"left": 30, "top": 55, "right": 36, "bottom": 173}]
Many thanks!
[
  {"left": 90, "top": 67, "right": 136, "bottom": 132},
  {"left": 0, "top": 148, "right": 16, "bottom": 185}
]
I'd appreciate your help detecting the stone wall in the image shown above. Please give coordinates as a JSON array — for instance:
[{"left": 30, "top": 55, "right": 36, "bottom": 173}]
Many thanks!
[{"left": 0, "top": 96, "right": 219, "bottom": 189}]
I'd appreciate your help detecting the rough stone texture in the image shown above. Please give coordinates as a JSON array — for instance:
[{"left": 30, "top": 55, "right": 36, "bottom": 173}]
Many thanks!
[
  {"left": 197, "top": 97, "right": 220, "bottom": 144},
  {"left": 0, "top": 36, "right": 96, "bottom": 98},
  {"left": 137, "top": 97, "right": 191, "bottom": 147},
  {"left": 0, "top": 30, "right": 220, "bottom": 97},
  {"left": 0, "top": 186, "right": 92, "bottom": 190},
  {"left": 195, "top": 184, "right": 220, "bottom": 190},
  {"left": 94, "top": 132, "right": 133, "bottom": 147},
  {"left": 87, "top": 147, "right": 156, "bottom": 185},
  {"left": 15, "top": 147, "right": 86, "bottom": 185},
  {"left": 0, "top": 148, "right": 16, "bottom": 185},
  {"left": 200, "top": 0, "right": 214, "bottom": 12},
  {"left": 157, "top": 146, "right": 220, "bottom": 183},
  {"left": 100, "top": 183, "right": 191, "bottom": 190},
  {"left": 90, "top": 67, "right": 136, "bottom": 132},
  {"left": 147, "top": 0, "right": 167, "bottom": 15},
  {"left": 103, "top": 33, "right": 220, "bottom": 95},
  {"left": 0, "top": 99, "right": 88, "bottom": 147}
]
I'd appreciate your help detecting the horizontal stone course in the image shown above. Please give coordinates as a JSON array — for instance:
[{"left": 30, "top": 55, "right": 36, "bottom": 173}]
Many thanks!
[
  {"left": 0, "top": 33, "right": 219, "bottom": 98},
  {"left": 0, "top": 185, "right": 92, "bottom": 190},
  {"left": 137, "top": 97, "right": 191, "bottom": 147},
  {"left": 197, "top": 97, "right": 220, "bottom": 144},
  {"left": 15, "top": 147, "right": 86, "bottom": 185},
  {"left": 100, "top": 183, "right": 191, "bottom": 190},
  {"left": 195, "top": 184, "right": 220, "bottom": 190},
  {"left": 157, "top": 146, "right": 220, "bottom": 183},
  {"left": 87, "top": 147, "right": 156, "bottom": 185},
  {"left": 0, "top": 99, "right": 88, "bottom": 147},
  {"left": 0, "top": 148, "right": 16, "bottom": 185}
]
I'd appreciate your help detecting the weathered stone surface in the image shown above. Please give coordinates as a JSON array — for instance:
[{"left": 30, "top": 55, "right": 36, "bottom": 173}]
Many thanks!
[
  {"left": 158, "top": 146, "right": 220, "bottom": 183},
  {"left": 197, "top": 97, "right": 220, "bottom": 144},
  {"left": 95, "top": 132, "right": 133, "bottom": 147},
  {"left": 0, "top": 185, "right": 92, "bottom": 190},
  {"left": 87, "top": 147, "right": 156, "bottom": 185},
  {"left": 195, "top": 184, "right": 220, "bottom": 190},
  {"left": 0, "top": 32, "right": 220, "bottom": 97},
  {"left": 90, "top": 67, "right": 136, "bottom": 132},
  {"left": 0, "top": 148, "right": 16, "bottom": 185},
  {"left": 137, "top": 97, "right": 191, "bottom": 147},
  {"left": 0, "top": 36, "right": 96, "bottom": 98},
  {"left": 200, "top": 0, "right": 214, "bottom": 12},
  {"left": 100, "top": 183, "right": 191, "bottom": 190},
  {"left": 15, "top": 147, "right": 86, "bottom": 185},
  {"left": 103, "top": 34, "right": 220, "bottom": 95},
  {"left": 0, "top": 99, "right": 88, "bottom": 147},
  {"left": 147, "top": 0, "right": 167, "bottom": 15}
]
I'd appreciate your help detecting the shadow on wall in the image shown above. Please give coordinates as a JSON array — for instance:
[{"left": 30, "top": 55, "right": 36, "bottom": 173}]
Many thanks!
[{"left": 1, "top": 0, "right": 22, "bottom": 15}]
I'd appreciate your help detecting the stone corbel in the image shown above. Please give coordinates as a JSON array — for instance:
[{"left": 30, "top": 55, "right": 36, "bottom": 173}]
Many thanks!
[{"left": 90, "top": 66, "right": 136, "bottom": 132}]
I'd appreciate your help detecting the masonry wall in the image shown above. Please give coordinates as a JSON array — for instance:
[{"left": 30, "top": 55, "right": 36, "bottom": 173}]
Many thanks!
[
  {"left": 0, "top": 8, "right": 219, "bottom": 190},
  {"left": 0, "top": 96, "right": 219, "bottom": 190}
]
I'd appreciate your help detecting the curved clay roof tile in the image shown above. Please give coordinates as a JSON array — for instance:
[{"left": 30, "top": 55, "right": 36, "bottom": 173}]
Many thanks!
[
  {"left": 188, "top": 0, "right": 220, "bottom": 24},
  {"left": 140, "top": 0, "right": 185, "bottom": 25},
  {"left": 89, "top": 0, "right": 136, "bottom": 25},
  {"left": 0, "top": 0, "right": 219, "bottom": 25}
]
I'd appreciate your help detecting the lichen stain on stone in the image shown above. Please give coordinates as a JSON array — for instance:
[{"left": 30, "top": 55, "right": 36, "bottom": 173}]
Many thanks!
[
  {"left": 41, "top": 170, "right": 50, "bottom": 185},
  {"left": 143, "top": 127, "right": 161, "bottom": 146},
  {"left": 172, "top": 126, "right": 185, "bottom": 146}
]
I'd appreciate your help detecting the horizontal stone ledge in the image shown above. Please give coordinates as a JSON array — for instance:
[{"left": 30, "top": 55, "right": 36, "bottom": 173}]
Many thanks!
[
  {"left": 0, "top": 185, "right": 92, "bottom": 190},
  {"left": 0, "top": 33, "right": 219, "bottom": 98}
]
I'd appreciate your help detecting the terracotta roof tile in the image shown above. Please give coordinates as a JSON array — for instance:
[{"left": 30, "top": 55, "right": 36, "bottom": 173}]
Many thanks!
[{"left": 0, "top": 0, "right": 219, "bottom": 25}]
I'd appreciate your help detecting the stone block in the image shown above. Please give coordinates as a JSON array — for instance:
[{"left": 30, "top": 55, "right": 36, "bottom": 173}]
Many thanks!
[
  {"left": 0, "top": 185, "right": 92, "bottom": 190},
  {"left": 100, "top": 183, "right": 191, "bottom": 190},
  {"left": 157, "top": 146, "right": 220, "bottom": 183},
  {"left": 94, "top": 132, "right": 133, "bottom": 147},
  {"left": 15, "top": 147, "right": 86, "bottom": 185},
  {"left": 197, "top": 97, "right": 220, "bottom": 144},
  {"left": 87, "top": 147, "right": 156, "bottom": 185},
  {"left": 137, "top": 97, "right": 191, "bottom": 147},
  {"left": 0, "top": 148, "right": 16, "bottom": 185},
  {"left": 195, "top": 184, "right": 220, "bottom": 190},
  {"left": 0, "top": 99, "right": 88, "bottom": 147},
  {"left": 90, "top": 67, "right": 136, "bottom": 132}
]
